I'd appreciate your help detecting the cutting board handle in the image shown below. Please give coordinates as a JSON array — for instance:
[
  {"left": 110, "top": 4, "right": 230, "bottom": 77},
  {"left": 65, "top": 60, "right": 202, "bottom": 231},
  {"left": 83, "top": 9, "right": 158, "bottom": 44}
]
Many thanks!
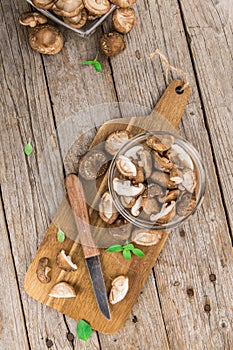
[{"left": 65, "top": 174, "right": 100, "bottom": 258}]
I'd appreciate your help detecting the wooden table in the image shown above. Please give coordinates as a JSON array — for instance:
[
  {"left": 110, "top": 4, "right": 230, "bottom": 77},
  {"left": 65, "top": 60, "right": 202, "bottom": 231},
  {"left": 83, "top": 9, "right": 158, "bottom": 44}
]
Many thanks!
[{"left": 0, "top": 1, "right": 232, "bottom": 349}]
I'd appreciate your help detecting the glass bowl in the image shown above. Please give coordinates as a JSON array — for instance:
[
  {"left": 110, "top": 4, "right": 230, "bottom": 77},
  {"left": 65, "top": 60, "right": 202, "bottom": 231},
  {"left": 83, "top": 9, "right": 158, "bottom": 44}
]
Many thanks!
[
  {"left": 108, "top": 131, "right": 206, "bottom": 230},
  {"left": 26, "top": 0, "right": 116, "bottom": 38}
]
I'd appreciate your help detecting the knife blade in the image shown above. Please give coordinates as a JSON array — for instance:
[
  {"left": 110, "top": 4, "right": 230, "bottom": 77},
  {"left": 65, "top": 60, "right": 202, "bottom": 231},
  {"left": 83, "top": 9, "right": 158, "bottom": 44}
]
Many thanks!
[{"left": 65, "top": 174, "right": 111, "bottom": 320}]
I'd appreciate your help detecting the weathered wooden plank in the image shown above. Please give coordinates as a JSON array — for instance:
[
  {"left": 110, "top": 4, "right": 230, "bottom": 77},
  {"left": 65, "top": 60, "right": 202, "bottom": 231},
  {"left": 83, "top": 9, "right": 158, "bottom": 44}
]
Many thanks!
[
  {"left": 100, "top": 0, "right": 233, "bottom": 349},
  {"left": 0, "top": 195, "right": 30, "bottom": 350},
  {"left": 0, "top": 1, "right": 88, "bottom": 349},
  {"left": 179, "top": 0, "right": 233, "bottom": 230}
]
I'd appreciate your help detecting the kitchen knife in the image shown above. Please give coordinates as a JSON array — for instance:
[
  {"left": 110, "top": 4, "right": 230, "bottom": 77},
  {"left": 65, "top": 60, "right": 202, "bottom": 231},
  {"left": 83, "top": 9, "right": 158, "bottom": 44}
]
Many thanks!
[{"left": 65, "top": 173, "right": 111, "bottom": 320}]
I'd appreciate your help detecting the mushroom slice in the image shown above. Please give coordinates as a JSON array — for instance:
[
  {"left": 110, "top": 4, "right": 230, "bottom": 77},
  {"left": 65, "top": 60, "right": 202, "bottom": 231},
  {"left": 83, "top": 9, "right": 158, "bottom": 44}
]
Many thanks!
[
  {"left": 142, "top": 197, "right": 160, "bottom": 216},
  {"left": 150, "top": 171, "right": 178, "bottom": 189},
  {"left": 52, "top": 0, "right": 84, "bottom": 18},
  {"left": 150, "top": 201, "right": 176, "bottom": 224},
  {"left": 170, "top": 166, "right": 184, "bottom": 184},
  {"left": 132, "top": 229, "right": 163, "bottom": 246},
  {"left": 19, "top": 12, "right": 48, "bottom": 27},
  {"left": 99, "top": 191, "right": 119, "bottom": 224},
  {"left": 176, "top": 192, "right": 196, "bottom": 216},
  {"left": 48, "top": 282, "right": 76, "bottom": 298},
  {"left": 78, "top": 150, "right": 108, "bottom": 181},
  {"left": 131, "top": 196, "right": 143, "bottom": 217},
  {"left": 116, "top": 155, "right": 137, "bottom": 178},
  {"left": 166, "top": 144, "right": 194, "bottom": 170},
  {"left": 179, "top": 169, "right": 196, "bottom": 193},
  {"left": 56, "top": 250, "right": 78, "bottom": 272},
  {"left": 100, "top": 32, "right": 126, "bottom": 57},
  {"left": 84, "top": 0, "right": 111, "bottom": 15},
  {"left": 165, "top": 189, "right": 180, "bottom": 203},
  {"left": 113, "top": 178, "right": 145, "bottom": 197},
  {"left": 137, "top": 149, "right": 152, "bottom": 178},
  {"left": 120, "top": 195, "right": 136, "bottom": 208},
  {"left": 110, "top": 0, "right": 136, "bottom": 8},
  {"left": 29, "top": 25, "right": 64, "bottom": 55},
  {"left": 146, "top": 134, "right": 174, "bottom": 153},
  {"left": 105, "top": 130, "right": 131, "bottom": 155},
  {"left": 147, "top": 183, "right": 165, "bottom": 198},
  {"left": 36, "top": 257, "right": 51, "bottom": 283},
  {"left": 31, "top": 0, "right": 56, "bottom": 9},
  {"left": 124, "top": 145, "right": 144, "bottom": 160},
  {"left": 153, "top": 151, "right": 174, "bottom": 173},
  {"left": 63, "top": 9, "right": 87, "bottom": 28},
  {"left": 109, "top": 276, "right": 129, "bottom": 305},
  {"left": 112, "top": 8, "right": 137, "bottom": 34},
  {"left": 108, "top": 217, "right": 132, "bottom": 241}
]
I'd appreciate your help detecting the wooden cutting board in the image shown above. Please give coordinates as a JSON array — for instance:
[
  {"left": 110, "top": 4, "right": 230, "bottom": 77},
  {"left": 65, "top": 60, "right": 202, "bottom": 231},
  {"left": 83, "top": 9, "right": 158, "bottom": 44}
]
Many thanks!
[{"left": 24, "top": 80, "right": 190, "bottom": 334}]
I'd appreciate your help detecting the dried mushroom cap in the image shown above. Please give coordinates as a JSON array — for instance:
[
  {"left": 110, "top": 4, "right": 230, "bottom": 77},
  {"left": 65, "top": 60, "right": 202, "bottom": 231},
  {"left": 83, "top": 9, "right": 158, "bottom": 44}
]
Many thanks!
[
  {"left": 150, "top": 171, "right": 178, "bottom": 189},
  {"left": 150, "top": 201, "right": 176, "bottom": 224},
  {"left": 31, "top": 0, "right": 56, "bottom": 9},
  {"left": 63, "top": 9, "right": 87, "bottom": 28},
  {"left": 56, "top": 250, "right": 78, "bottom": 271},
  {"left": 48, "top": 282, "right": 76, "bottom": 298},
  {"left": 109, "top": 275, "right": 129, "bottom": 305},
  {"left": 84, "top": 0, "right": 111, "bottom": 15},
  {"left": 167, "top": 144, "right": 194, "bottom": 170},
  {"left": 100, "top": 32, "right": 126, "bottom": 57},
  {"left": 153, "top": 151, "right": 174, "bottom": 173},
  {"left": 108, "top": 217, "right": 132, "bottom": 240},
  {"left": 176, "top": 192, "right": 196, "bottom": 216},
  {"left": 78, "top": 150, "right": 108, "bottom": 181},
  {"left": 113, "top": 178, "right": 145, "bottom": 196},
  {"left": 113, "top": 8, "right": 137, "bottom": 34},
  {"left": 120, "top": 195, "right": 136, "bottom": 208},
  {"left": 170, "top": 166, "right": 184, "bottom": 184},
  {"left": 19, "top": 12, "right": 48, "bottom": 27},
  {"left": 132, "top": 229, "right": 163, "bottom": 246},
  {"left": 116, "top": 155, "right": 137, "bottom": 178},
  {"left": 99, "top": 191, "right": 119, "bottom": 224},
  {"left": 137, "top": 149, "right": 152, "bottom": 178},
  {"left": 179, "top": 169, "right": 196, "bottom": 193},
  {"left": 87, "top": 11, "right": 101, "bottom": 20},
  {"left": 131, "top": 196, "right": 143, "bottom": 216},
  {"left": 52, "top": 0, "right": 84, "bottom": 18},
  {"left": 36, "top": 257, "right": 51, "bottom": 283},
  {"left": 142, "top": 197, "right": 160, "bottom": 216},
  {"left": 29, "top": 25, "right": 64, "bottom": 55},
  {"left": 124, "top": 145, "right": 144, "bottom": 160},
  {"left": 105, "top": 130, "right": 131, "bottom": 155},
  {"left": 147, "top": 135, "right": 174, "bottom": 153},
  {"left": 110, "top": 0, "right": 136, "bottom": 8}
]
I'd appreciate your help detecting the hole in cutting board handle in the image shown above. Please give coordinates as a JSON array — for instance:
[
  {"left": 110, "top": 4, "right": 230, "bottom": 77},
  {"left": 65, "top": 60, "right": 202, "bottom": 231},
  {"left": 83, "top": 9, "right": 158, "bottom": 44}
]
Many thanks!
[{"left": 175, "top": 86, "right": 185, "bottom": 94}]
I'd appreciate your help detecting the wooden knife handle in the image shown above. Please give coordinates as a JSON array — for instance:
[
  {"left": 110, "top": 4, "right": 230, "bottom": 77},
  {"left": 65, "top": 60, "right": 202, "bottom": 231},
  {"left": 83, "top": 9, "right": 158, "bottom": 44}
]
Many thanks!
[{"left": 65, "top": 174, "right": 100, "bottom": 258}]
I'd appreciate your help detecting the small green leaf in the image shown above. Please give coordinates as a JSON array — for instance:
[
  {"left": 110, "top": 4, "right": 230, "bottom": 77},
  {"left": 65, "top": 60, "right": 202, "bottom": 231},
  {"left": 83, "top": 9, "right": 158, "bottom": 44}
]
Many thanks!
[
  {"left": 123, "top": 243, "right": 134, "bottom": 251},
  {"left": 57, "top": 228, "right": 65, "bottom": 243},
  {"left": 76, "top": 320, "right": 92, "bottom": 342},
  {"left": 24, "top": 142, "right": 33, "bottom": 156},
  {"left": 106, "top": 244, "right": 123, "bottom": 253},
  {"left": 123, "top": 249, "right": 131, "bottom": 260},
  {"left": 93, "top": 60, "right": 102, "bottom": 72},
  {"left": 83, "top": 60, "right": 94, "bottom": 65},
  {"left": 132, "top": 248, "right": 145, "bottom": 257}
]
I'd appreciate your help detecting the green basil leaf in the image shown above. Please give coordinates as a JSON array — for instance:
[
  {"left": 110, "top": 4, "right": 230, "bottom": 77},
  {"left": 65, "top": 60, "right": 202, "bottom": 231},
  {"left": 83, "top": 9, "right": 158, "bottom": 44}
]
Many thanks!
[
  {"left": 123, "top": 243, "right": 134, "bottom": 251},
  {"left": 123, "top": 249, "right": 131, "bottom": 260},
  {"left": 106, "top": 244, "right": 123, "bottom": 252},
  {"left": 83, "top": 60, "right": 94, "bottom": 65},
  {"left": 93, "top": 61, "right": 102, "bottom": 72},
  {"left": 24, "top": 142, "right": 33, "bottom": 156},
  {"left": 57, "top": 228, "right": 66, "bottom": 243},
  {"left": 132, "top": 248, "right": 145, "bottom": 257},
  {"left": 76, "top": 320, "right": 92, "bottom": 342}
]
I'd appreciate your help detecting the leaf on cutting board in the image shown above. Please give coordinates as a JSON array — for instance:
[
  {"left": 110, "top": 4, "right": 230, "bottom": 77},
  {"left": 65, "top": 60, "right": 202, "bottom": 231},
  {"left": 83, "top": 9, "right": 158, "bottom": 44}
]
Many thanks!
[
  {"left": 106, "top": 244, "right": 123, "bottom": 252},
  {"left": 57, "top": 228, "right": 66, "bottom": 243}
]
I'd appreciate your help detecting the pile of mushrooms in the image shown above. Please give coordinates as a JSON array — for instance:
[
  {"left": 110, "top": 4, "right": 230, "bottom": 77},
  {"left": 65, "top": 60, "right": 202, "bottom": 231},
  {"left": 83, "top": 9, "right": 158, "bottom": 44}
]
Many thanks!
[{"left": 19, "top": 0, "right": 137, "bottom": 56}]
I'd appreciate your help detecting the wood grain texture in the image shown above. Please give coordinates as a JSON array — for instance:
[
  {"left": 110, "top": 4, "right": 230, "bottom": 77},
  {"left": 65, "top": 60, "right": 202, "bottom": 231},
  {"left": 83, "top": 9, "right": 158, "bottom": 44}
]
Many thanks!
[{"left": 0, "top": 196, "right": 30, "bottom": 350}]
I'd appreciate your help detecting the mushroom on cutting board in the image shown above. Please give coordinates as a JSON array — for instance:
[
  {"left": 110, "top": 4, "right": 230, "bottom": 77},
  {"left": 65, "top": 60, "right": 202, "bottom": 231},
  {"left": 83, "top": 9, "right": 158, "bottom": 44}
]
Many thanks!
[
  {"left": 36, "top": 257, "right": 51, "bottom": 283},
  {"left": 113, "top": 7, "right": 137, "bottom": 34},
  {"left": 29, "top": 25, "right": 64, "bottom": 55},
  {"left": 109, "top": 275, "right": 129, "bottom": 304},
  {"left": 49, "top": 282, "right": 76, "bottom": 298}
]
